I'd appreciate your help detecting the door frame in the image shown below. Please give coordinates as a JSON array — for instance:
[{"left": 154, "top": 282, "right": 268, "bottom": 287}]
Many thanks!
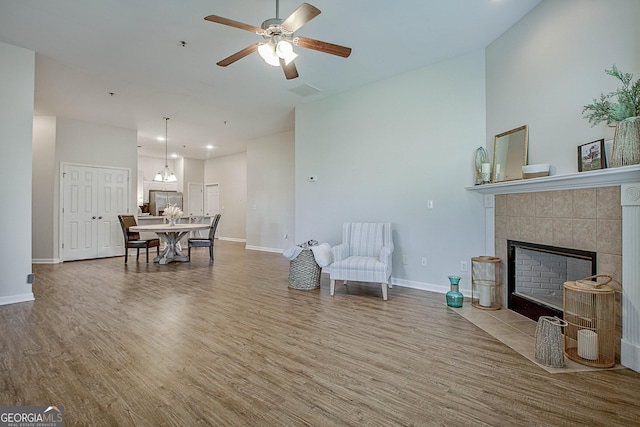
[{"left": 60, "top": 162, "right": 132, "bottom": 261}]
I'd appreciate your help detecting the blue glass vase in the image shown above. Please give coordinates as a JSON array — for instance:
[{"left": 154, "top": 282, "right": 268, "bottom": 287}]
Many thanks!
[{"left": 446, "top": 275, "right": 464, "bottom": 308}]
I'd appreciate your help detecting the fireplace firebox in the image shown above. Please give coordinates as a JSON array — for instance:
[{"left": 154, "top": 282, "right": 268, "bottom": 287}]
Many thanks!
[{"left": 507, "top": 240, "right": 596, "bottom": 321}]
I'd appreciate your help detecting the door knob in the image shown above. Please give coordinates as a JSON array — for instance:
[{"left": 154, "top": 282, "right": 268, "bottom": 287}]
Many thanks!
[
  {"left": 92, "top": 216, "right": 97, "bottom": 219},
  {"left": 98, "top": 216, "right": 103, "bottom": 219}
]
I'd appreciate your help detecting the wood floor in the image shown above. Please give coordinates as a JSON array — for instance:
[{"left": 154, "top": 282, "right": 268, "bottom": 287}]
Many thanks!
[{"left": 2, "top": 240, "right": 639, "bottom": 426}]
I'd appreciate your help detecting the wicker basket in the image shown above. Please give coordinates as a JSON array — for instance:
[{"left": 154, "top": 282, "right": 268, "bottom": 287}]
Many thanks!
[
  {"left": 288, "top": 249, "right": 321, "bottom": 290},
  {"left": 535, "top": 316, "right": 567, "bottom": 368},
  {"left": 563, "top": 275, "right": 615, "bottom": 368}
]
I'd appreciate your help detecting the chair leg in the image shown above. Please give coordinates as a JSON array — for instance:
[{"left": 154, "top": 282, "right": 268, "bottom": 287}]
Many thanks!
[
  {"left": 124, "top": 248, "right": 128, "bottom": 264},
  {"left": 381, "top": 283, "right": 388, "bottom": 301},
  {"left": 330, "top": 279, "right": 336, "bottom": 296},
  {"left": 145, "top": 247, "right": 149, "bottom": 263},
  {"left": 188, "top": 246, "right": 191, "bottom": 261},
  {"left": 136, "top": 248, "right": 140, "bottom": 261},
  {"left": 209, "top": 246, "right": 213, "bottom": 264}
]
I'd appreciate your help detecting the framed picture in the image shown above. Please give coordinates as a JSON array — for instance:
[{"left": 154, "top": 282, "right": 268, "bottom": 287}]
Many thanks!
[
  {"left": 578, "top": 139, "right": 606, "bottom": 172},
  {"left": 604, "top": 139, "right": 613, "bottom": 168}
]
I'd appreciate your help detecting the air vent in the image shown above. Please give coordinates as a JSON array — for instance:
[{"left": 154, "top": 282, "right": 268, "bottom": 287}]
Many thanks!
[{"left": 289, "top": 83, "right": 322, "bottom": 97}]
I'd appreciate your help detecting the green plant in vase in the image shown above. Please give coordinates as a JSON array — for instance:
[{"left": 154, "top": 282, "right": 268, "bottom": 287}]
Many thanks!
[{"left": 582, "top": 65, "right": 640, "bottom": 167}]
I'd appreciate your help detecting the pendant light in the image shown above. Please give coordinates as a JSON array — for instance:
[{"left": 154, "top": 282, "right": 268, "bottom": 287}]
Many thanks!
[{"left": 153, "top": 117, "right": 177, "bottom": 183}]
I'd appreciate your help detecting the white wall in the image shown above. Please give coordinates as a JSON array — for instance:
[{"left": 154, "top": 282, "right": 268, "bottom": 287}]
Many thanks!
[
  {"left": 295, "top": 51, "right": 487, "bottom": 293},
  {"left": 246, "top": 130, "right": 295, "bottom": 252},
  {"left": 486, "top": 0, "right": 640, "bottom": 174},
  {"left": 0, "top": 41, "right": 35, "bottom": 304},
  {"left": 32, "top": 117, "right": 138, "bottom": 262},
  {"left": 204, "top": 153, "right": 247, "bottom": 241},
  {"left": 32, "top": 116, "right": 56, "bottom": 262}
]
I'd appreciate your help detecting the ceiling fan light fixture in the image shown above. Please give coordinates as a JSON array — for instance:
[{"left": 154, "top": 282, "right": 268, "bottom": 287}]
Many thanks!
[
  {"left": 258, "top": 42, "right": 280, "bottom": 66},
  {"left": 276, "top": 40, "right": 298, "bottom": 65}
]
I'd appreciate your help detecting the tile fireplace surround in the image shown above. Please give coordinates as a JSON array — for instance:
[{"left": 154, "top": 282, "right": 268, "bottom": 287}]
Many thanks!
[{"left": 467, "top": 164, "right": 640, "bottom": 373}]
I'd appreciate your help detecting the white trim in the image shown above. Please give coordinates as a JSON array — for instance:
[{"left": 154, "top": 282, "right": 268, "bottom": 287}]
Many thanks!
[
  {"left": 219, "top": 237, "right": 246, "bottom": 243},
  {"left": 0, "top": 293, "right": 35, "bottom": 306},
  {"left": 32, "top": 258, "right": 61, "bottom": 264},
  {"left": 391, "top": 277, "right": 472, "bottom": 297},
  {"left": 245, "top": 245, "right": 283, "bottom": 253},
  {"left": 466, "top": 164, "right": 640, "bottom": 195},
  {"left": 621, "top": 182, "right": 640, "bottom": 373}
]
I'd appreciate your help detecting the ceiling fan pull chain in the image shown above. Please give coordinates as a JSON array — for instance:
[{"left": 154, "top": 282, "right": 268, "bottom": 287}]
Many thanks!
[{"left": 275, "top": 0, "right": 279, "bottom": 19}]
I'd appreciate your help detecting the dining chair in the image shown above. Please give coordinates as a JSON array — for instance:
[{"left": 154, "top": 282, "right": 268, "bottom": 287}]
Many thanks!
[
  {"left": 188, "top": 214, "right": 221, "bottom": 264},
  {"left": 117, "top": 215, "right": 160, "bottom": 264}
]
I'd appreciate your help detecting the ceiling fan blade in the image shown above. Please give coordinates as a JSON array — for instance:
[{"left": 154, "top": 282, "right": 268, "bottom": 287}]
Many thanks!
[
  {"left": 281, "top": 3, "right": 321, "bottom": 33},
  {"left": 280, "top": 59, "right": 299, "bottom": 80},
  {"left": 294, "top": 36, "right": 352, "bottom": 58},
  {"left": 217, "top": 44, "right": 260, "bottom": 67},
  {"left": 204, "top": 15, "right": 263, "bottom": 34}
]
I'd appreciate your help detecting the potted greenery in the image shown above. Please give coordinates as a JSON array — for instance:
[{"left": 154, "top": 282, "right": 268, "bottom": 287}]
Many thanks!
[{"left": 582, "top": 65, "right": 640, "bottom": 167}]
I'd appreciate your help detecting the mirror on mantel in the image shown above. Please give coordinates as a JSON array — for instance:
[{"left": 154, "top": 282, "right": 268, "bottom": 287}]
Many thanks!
[{"left": 492, "top": 125, "right": 528, "bottom": 182}]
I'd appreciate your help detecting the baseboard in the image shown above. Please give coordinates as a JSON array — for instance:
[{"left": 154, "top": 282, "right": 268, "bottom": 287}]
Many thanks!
[
  {"left": 621, "top": 338, "right": 640, "bottom": 373},
  {"left": 391, "top": 277, "right": 472, "bottom": 297},
  {"left": 245, "top": 245, "right": 283, "bottom": 253},
  {"left": 32, "top": 258, "right": 61, "bottom": 264},
  {"left": 219, "top": 237, "right": 246, "bottom": 243},
  {"left": 0, "top": 292, "right": 35, "bottom": 306}
]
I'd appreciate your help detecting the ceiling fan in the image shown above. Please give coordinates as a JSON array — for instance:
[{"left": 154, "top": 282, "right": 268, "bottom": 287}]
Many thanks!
[{"left": 204, "top": 1, "right": 352, "bottom": 80}]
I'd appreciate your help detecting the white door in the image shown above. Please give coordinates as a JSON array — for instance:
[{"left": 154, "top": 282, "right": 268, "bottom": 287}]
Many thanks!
[
  {"left": 96, "top": 168, "right": 129, "bottom": 257},
  {"left": 205, "top": 184, "right": 220, "bottom": 216},
  {"left": 63, "top": 164, "right": 129, "bottom": 261},
  {"left": 188, "top": 182, "right": 204, "bottom": 216},
  {"left": 63, "top": 165, "right": 98, "bottom": 261},
  {"left": 205, "top": 184, "right": 220, "bottom": 237}
]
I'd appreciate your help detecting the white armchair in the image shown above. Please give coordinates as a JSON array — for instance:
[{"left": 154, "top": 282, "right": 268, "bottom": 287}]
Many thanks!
[{"left": 329, "top": 222, "right": 394, "bottom": 300}]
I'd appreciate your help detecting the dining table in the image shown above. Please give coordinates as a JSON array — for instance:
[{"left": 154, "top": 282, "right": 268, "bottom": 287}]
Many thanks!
[{"left": 129, "top": 223, "right": 210, "bottom": 264}]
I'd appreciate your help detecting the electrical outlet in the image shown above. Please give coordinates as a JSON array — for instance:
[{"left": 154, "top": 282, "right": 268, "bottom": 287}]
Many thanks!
[
  {"left": 421, "top": 257, "right": 427, "bottom": 267},
  {"left": 427, "top": 200, "right": 434, "bottom": 209},
  {"left": 284, "top": 233, "right": 288, "bottom": 240},
  {"left": 460, "top": 261, "right": 468, "bottom": 272},
  {"left": 402, "top": 255, "right": 409, "bottom": 265}
]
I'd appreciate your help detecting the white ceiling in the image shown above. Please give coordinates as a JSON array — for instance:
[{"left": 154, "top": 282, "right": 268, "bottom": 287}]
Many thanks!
[{"left": 0, "top": 0, "right": 541, "bottom": 160}]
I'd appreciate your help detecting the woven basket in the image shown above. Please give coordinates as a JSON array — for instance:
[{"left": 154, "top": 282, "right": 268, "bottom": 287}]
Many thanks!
[
  {"left": 563, "top": 275, "right": 616, "bottom": 368},
  {"left": 288, "top": 249, "right": 321, "bottom": 290},
  {"left": 535, "top": 316, "right": 567, "bottom": 368}
]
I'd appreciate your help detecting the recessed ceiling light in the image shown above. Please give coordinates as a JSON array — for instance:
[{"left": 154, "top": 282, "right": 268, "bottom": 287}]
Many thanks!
[
  {"left": 171, "top": 153, "right": 178, "bottom": 158},
  {"left": 206, "top": 145, "right": 214, "bottom": 150}
]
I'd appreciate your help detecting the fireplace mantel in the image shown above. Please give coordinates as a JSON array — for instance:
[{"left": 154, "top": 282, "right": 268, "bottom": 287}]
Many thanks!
[
  {"left": 466, "top": 164, "right": 640, "bottom": 195},
  {"left": 470, "top": 165, "right": 640, "bottom": 373}
]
